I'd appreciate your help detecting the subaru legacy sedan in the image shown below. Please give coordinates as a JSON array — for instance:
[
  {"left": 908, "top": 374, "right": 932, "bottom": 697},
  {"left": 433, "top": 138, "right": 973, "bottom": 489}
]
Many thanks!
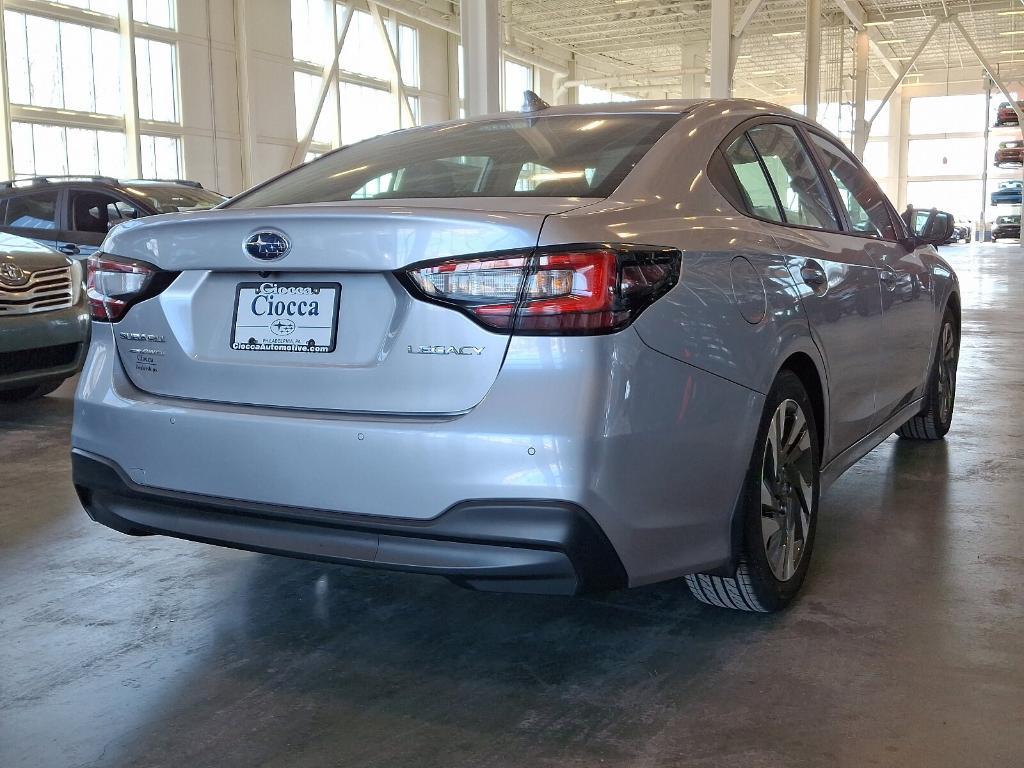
[{"left": 72, "top": 99, "right": 960, "bottom": 612}]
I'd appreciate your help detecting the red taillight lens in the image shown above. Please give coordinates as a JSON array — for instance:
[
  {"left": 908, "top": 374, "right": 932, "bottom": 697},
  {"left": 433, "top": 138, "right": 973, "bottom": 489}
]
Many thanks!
[
  {"left": 402, "top": 245, "right": 680, "bottom": 335},
  {"left": 87, "top": 253, "right": 168, "bottom": 322}
]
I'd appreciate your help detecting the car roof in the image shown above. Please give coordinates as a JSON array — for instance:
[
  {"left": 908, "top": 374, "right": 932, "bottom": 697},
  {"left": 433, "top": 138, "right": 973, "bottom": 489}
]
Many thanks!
[{"left": 0, "top": 176, "right": 206, "bottom": 193}]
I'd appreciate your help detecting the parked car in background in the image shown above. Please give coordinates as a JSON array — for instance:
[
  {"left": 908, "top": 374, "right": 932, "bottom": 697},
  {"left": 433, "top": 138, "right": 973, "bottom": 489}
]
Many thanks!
[
  {"left": 992, "top": 214, "right": 1021, "bottom": 242},
  {"left": 995, "top": 101, "right": 1024, "bottom": 126},
  {"left": 994, "top": 140, "right": 1024, "bottom": 168},
  {"left": 73, "top": 98, "right": 961, "bottom": 614},
  {"left": 991, "top": 180, "right": 1023, "bottom": 206},
  {"left": 987, "top": 215, "right": 1019, "bottom": 241},
  {"left": 0, "top": 176, "right": 226, "bottom": 260},
  {"left": 0, "top": 233, "right": 89, "bottom": 401},
  {"left": 943, "top": 219, "right": 972, "bottom": 244}
]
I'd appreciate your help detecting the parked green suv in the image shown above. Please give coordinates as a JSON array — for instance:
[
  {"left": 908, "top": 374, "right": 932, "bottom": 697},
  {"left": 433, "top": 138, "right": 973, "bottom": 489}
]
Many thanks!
[{"left": 0, "top": 233, "right": 89, "bottom": 401}]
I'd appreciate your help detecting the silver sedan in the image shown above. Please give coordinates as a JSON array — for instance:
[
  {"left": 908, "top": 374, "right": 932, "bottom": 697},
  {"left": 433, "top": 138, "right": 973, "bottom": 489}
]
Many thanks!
[{"left": 72, "top": 98, "right": 959, "bottom": 612}]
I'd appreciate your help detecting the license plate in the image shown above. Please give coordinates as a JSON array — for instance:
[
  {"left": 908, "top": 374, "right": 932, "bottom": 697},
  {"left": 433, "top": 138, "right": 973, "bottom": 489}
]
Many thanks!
[{"left": 230, "top": 282, "right": 341, "bottom": 353}]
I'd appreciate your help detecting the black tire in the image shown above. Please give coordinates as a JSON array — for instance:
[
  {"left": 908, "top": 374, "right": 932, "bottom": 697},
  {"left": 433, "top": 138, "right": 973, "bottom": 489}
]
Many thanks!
[
  {"left": 685, "top": 370, "right": 820, "bottom": 612},
  {"left": 896, "top": 308, "right": 959, "bottom": 440},
  {"left": 0, "top": 380, "right": 63, "bottom": 402}
]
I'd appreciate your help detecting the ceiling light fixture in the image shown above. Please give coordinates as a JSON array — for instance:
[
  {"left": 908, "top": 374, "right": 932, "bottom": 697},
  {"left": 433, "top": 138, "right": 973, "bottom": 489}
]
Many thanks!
[
  {"left": 877, "top": 38, "right": 907, "bottom": 44},
  {"left": 864, "top": 20, "right": 894, "bottom": 26},
  {"left": 772, "top": 31, "right": 801, "bottom": 37}
]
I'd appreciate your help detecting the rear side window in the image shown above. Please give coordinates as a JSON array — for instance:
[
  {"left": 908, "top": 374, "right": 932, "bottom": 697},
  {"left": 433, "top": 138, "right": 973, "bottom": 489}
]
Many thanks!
[
  {"left": 808, "top": 133, "right": 897, "bottom": 241},
  {"left": 722, "top": 134, "right": 783, "bottom": 222},
  {"left": 4, "top": 191, "right": 58, "bottom": 230},
  {"left": 747, "top": 124, "right": 839, "bottom": 231},
  {"left": 228, "top": 114, "right": 680, "bottom": 208}
]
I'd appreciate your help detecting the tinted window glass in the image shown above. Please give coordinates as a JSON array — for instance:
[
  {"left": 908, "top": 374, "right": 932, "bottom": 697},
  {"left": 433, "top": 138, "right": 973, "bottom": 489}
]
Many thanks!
[
  {"left": 809, "top": 133, "right": 897, "bottom": 240},
  {"left": 70, "top": 191, "right": 141, "bottom": 234},
  {"left": 747, "top": 124, "right": 838, "bottom": 230},
  {"left": 4, "top": 190, "right": 58, "bottom": 230},
  {"left": 723, "top": 134, "right": 783, "bottom": 222},
  {"left": 228, "top": 114, "right": 679, "bottom": 207},
  {"left": 123, "top": 185, "right": 225, "bottom": 213}
]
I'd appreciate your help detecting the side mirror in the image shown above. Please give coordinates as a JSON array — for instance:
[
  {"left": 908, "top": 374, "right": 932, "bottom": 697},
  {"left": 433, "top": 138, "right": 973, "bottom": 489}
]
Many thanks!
[{"left": 902, "top": 207, "right": 956, "bottom": 249}]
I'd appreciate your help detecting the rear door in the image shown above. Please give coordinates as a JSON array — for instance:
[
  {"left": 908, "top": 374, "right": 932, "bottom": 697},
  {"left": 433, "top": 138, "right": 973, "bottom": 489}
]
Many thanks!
[
  {"left": 0, "top": 189, "right": 60, "bottom": 250},
  {"left": 805, "top": 129, "right": 935, "bottom": 428},
  {"left": 104, "top": 199, "right": 576, "bottom": 415},
  {"left": 60, "top": 187, "right": 144, "bottom": 259},
  {"left": 724, "top": 121, "right": 883, "bottom": 462}
]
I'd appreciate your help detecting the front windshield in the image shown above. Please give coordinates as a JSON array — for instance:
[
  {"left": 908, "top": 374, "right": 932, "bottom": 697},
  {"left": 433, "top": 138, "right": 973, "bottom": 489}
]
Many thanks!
[
  {"left": 228, "top": 113, "right": 680, "bottom": 209},
  {"left": 998, "top": 216, "right": 1020, "bottom": 225},
  {"left": 124, "top": 185, "right": 226, "bottom": 213}
]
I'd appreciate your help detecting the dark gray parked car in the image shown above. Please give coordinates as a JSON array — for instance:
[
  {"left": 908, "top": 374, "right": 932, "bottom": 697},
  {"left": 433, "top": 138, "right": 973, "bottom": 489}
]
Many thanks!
[
  {"left": 0, "top": 233, "right": 89, "bottom": 401},
  {"left": 0, "top": 176, "right": 226, "bottom": 260}
]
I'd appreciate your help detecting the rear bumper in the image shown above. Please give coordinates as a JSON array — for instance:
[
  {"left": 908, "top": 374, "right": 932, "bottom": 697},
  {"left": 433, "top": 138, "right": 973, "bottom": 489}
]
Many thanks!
[
  {"left": 0, "top": 298, "right": 89, "bottom": 391},
  {"left": 73, "top": 450, "right": 627, "bottom": 595}
]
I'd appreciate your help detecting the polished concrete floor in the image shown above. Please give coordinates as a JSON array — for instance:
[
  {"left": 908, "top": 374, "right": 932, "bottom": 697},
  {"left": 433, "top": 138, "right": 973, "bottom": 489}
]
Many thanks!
[{"left": 2, "top": 243, "right": 1022, "bottom": 768}]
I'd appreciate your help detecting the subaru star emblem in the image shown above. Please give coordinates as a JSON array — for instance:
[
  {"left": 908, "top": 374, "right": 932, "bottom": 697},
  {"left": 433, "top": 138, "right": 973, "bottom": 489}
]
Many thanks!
[
  {"left": 0, "top": 262, "right": 28, "bottom": 287},
  {"left": 244, "top": 231, "right": 291, "bottom": 261}
]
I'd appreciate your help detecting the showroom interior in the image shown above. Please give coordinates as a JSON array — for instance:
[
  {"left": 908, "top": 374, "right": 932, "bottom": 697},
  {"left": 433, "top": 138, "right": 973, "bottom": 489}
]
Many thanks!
[{"left": 1, "top": 0, "right": 1022, "bottom": 766}]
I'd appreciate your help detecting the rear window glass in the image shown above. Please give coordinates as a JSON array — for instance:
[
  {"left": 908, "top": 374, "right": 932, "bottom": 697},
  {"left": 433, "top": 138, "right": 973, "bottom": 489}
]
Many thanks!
[
  {"left": 4, "top": 191, "right": 58, "bottom": 229},
  {"left": 228, "top": 114, "right": 680, "bottom": 208},
  {"left": 123, "top": 185, "right": 226, "bottom": 213}
]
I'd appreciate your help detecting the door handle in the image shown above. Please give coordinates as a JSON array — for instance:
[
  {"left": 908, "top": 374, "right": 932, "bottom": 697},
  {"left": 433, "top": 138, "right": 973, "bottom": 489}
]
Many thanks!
[
  {"left": 879, "top": 267, "right": 898, "bottom": 291},
  {"left": 58, "top": 243, "right": 80, "bottom": 256},
  {"left": 800, "top": 261, "right": 828, "bottom": 291}
]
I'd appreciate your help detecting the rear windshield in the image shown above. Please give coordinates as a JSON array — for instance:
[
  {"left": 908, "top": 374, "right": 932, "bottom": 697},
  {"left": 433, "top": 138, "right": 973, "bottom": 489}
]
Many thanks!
[
  {"left": 228, "top": 114, "right": 680, "bottom": 208},
  {"left": 123, "top": 185, "right": 226, "bottom": 213}
]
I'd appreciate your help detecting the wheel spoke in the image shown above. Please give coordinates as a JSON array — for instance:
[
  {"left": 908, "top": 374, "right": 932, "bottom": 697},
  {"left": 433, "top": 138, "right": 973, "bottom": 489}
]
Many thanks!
[
  {"left": 765, "top": 527, "right": 787, "bottom": 577},
  {"left": 781, "top": 407, "right": 807, "bottom": 463}
]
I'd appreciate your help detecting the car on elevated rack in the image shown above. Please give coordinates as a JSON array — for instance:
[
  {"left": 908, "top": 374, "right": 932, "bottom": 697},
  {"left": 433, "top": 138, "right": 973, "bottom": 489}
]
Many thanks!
[
  {"left": 991, "top": 180, "right": 1023, "bottom": 206},
  {"left": 0, "top": 176, "right": 226, "bottom": 260},
  {"left": 0, "top": 233, "right": 89, "bottom": 401},
  {"left": 995, "top": 101, "right": 1024, "bottom": 126},
  {"left": 994, "top": 140, "right": 1024, "bottom": 168},
  {"left": 992, "top": 214, "right": 1021, "bottom": 242},
  {"left": 73, "top": 96, "right": 961, "bottom": 613}
]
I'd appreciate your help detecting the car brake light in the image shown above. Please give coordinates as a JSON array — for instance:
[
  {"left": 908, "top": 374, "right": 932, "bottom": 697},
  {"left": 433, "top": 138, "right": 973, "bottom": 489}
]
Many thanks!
[
  {"left": 87, "top": 253, "right": 177, "bottom": 322},
  {"left": 402, "top": 245, "right": 681, "bottom": 335}
]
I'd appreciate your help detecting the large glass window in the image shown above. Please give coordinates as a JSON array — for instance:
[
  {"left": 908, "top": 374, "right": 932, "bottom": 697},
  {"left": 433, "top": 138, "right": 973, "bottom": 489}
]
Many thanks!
[
  {"left": 578, "top": 85, "right": 636, "bottom": 104},
  {"left": 863, "top": 141, "right": 888, "bottom": 181},
  {"left": 140, "top": 135, "right": 182, "bottom": 179},
  {"left": 909, "top": 94, "right": 987, "bottom": 135},
  {"left": 339, "top": 10, "right": 391, "bottom": 80},
  {"left": 136, "top": 38, "right": 178, "bottom": 122},
  {"left": 747, "top": 124, "right": 838, "bottom": 230},
  {"left": 229, "top": 114, "right": 679, "bottom": 208},
  {"left": 291, "top": 0, "right": 333, "bottom": 65},
  {"left": 55, "top": 0, "right": 118, "bottom": 15},
  {"left": 722, "top": 134, "right": 783, "bottom": 222},
  {"left": 908, "top": 138, "right": 986, "bottom": 177},
  {"left": 503, "top": 59, "right": 533, "bottom": 111},
  {"left": 293, "top": 71, "right": 336, "bottom": 143},
  {"left": 4, "top": 11, "right": 122, "bottom": 115},
  {"left": 134, "top": 0, "right": 175, "bottom": 28},
  {"left": 809, "top": 133, "right": 896, "bottom": 240},
  {"left": 12, "top": 122, "right": 127, "bottom": 178},
  {"left": 339, "top": 82, "right": 397, "bottom": 144}
]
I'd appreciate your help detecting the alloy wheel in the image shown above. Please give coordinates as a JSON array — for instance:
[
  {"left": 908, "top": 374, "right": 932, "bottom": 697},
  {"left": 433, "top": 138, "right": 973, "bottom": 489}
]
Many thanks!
[
  {"left": 760, "top": 399, "right": 815, "bottom": 582},
  {"left": 936, "top": 322, "right": 958, "bottom": 424}
]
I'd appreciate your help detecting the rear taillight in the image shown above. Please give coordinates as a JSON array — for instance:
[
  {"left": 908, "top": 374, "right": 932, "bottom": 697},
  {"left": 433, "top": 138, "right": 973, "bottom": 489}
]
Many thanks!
[
  {"left": 87, "top": 253, "right": 177, "bottom": 322},
  {"left": 402, "top": 245, "right": 681, "bottom": 335}
]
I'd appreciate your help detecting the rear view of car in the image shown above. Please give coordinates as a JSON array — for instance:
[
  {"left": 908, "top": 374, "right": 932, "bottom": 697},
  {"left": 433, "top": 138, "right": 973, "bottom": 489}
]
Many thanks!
[
  {"left": 991, "top": 180, "right": 1023, "bottom": 206},
  {"left": 994, "top": 141, "right": 1024, "bottom": 168},
  {"left": 992, "top": 214, "right": 1021, "bottom": 241},
  {"left": 0, "top": 233, "right": 89, "bottom": 401},
  {"left": 995, "top": 101, "right": 1023, "bottom": 126}
]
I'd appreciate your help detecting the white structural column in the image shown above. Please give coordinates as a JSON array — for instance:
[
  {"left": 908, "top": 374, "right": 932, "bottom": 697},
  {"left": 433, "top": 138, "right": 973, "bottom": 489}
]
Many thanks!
[
  {"left": 852, "top": 29, "right": 869, "bottom": 159},
  {"left": 709, "top": 0, "right": 732, "bottom": 98},
  {"left": 460, "top": 0, "right": 501, "bottom": 116},
  {"left": 680, "top": 45, "right": 705, "bottom": 99},
  {"left": 233, "top": 0, "right": 255, "bottom": 189},
  {"left": 118, "top": 0, "right": 142, "bottom": 178},
  {"left": 803, "top": 0, "right": 821, "bottom": 122},
  {"left": 0, "top": 7, "right": 13, "bottom": 179}
]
